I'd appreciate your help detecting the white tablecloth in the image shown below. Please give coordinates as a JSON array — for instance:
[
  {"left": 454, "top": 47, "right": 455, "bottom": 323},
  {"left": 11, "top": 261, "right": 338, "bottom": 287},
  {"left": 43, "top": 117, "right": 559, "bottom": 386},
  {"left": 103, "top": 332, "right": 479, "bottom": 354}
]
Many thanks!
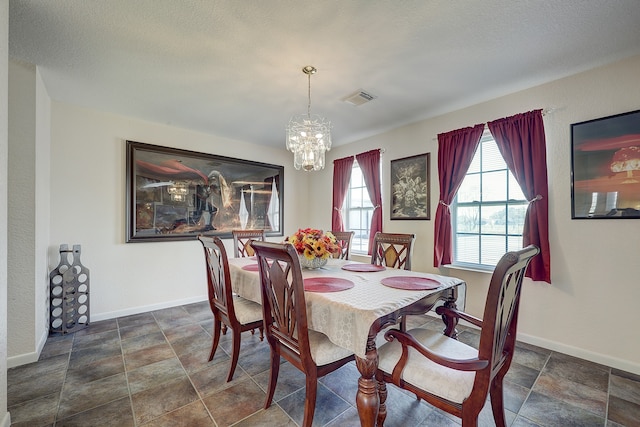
[{"left": 228, "top": 257, "right": 465, "bottom": 359}]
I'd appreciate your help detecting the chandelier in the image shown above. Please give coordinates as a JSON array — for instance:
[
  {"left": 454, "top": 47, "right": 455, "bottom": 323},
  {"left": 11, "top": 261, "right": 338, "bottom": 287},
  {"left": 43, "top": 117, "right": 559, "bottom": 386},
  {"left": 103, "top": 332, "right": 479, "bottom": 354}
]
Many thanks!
[{"left": 286, "top": 66, "right": 332, "bottom": 171}]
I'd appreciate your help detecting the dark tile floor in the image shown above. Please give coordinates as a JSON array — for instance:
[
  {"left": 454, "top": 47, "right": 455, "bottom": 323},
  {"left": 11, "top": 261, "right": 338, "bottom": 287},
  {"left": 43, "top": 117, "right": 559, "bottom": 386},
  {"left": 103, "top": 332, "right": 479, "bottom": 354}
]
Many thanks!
[{"left": 7, "top": 301, "right": 640, "bottom": 426}]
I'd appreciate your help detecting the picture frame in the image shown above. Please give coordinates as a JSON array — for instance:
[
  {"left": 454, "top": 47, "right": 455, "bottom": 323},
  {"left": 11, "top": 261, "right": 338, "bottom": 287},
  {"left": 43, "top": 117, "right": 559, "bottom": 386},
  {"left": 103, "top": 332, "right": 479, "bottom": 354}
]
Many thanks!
[
  {"left": 126, "top": 140, "right": 284, "bottom": 242},
  {"left": 390, "top": 153, "right": 431, "bottom": 220},
  {"left": 571, "top": 109, "right": 640, "bottom": 219}
]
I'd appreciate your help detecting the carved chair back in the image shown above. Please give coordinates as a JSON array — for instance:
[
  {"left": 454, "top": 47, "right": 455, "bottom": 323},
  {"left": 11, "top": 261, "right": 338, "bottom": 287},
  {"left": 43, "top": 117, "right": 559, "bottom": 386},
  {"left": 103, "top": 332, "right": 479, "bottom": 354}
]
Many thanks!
[
  {"left": 199, "top": 235, "right": 235, "bottom": 319},
  {"left": 371, "top": 232, "right": 415, "bottom": 270},
  {"left": 252, "top": 241, "right": 312, "bottom": 365},
  {"left": 331, "top": 230, "right": 355, "bottom": 260},
  {"left": 477, "top": 245, "right": 540, "bottom": 387},
  {"left": 232, "top": 229, "right": 266, "bottom": 257}
]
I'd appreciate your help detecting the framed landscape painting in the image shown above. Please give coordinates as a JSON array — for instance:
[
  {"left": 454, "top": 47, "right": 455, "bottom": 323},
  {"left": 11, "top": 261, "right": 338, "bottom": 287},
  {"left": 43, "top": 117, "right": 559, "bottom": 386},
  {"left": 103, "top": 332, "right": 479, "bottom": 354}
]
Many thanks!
[
  {"left": 390, "top": 153, "right": 431, "bottom": 220},
  {"left": 571, "top": 110, "right": 640, "bottom": 219},
  {"left": 126, "top": 140, "right": 284, "bottom": 242}
]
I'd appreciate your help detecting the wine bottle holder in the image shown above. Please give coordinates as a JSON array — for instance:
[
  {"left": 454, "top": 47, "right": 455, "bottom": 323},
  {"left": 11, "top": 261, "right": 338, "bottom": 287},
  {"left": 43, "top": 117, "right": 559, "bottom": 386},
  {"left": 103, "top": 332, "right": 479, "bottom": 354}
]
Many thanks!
[{"left": 49, "top": 244, "right": 90, "bottom": 335}]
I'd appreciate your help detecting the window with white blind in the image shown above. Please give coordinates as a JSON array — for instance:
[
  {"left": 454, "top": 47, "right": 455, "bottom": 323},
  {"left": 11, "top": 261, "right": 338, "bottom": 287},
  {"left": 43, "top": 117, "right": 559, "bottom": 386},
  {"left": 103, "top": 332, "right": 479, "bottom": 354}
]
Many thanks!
[
  {"left": 344, "top": 161, "right": 373, "bottom": 254},
  {"left": 452, "top": 131, "right": 527, "bottom": 268}
]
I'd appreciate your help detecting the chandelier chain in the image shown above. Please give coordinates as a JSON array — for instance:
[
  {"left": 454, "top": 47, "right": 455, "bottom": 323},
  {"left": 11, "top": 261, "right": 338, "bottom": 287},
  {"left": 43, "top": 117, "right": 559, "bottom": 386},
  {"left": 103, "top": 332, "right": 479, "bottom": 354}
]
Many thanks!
[{"left": 307, "top": 72, "right": 312, "bottom": 118}]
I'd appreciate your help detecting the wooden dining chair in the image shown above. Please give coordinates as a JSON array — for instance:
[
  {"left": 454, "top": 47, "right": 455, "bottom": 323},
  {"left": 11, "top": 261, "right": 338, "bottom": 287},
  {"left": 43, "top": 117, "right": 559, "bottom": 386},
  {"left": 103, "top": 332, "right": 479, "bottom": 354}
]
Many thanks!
[
  {"left": 371, "top": 232, "right": 415, "bottom": 270},
  {"left": 372, "top": 232, "right": 416, "bottom": 330},
  {"left": 232, "top": 229, "right": 265, "bottom": 258},
  {"left": 198, "top": 235, "right": 264, "bottom": 382},
  {"left": 330, "top": 230, "right": 354, "bottom": 260},
  {"left": 375, "top": 245, "right": 540, "bottom": 427},
  {"left": 251, "top": 241, "right": 355, "bottom": 427}
]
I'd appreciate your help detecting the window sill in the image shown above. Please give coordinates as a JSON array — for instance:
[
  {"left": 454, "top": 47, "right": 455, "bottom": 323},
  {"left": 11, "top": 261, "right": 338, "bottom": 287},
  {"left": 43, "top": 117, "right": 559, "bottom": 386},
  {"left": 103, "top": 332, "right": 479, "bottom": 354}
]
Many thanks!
[
  {"left": 442, "top": 263, "right": 494, "bottom": 274},
  {"left": 350, "top": 253, "right": 371, "bottom": 263},
  {"left": 351, "top": 251, "right": 368, "bottom": 257}
]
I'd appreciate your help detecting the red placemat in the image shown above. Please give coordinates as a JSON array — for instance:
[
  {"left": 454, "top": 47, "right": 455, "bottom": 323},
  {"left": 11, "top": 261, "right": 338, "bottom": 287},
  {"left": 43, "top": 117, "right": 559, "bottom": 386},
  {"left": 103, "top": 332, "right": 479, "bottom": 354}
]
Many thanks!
[
  {"left": 241, "top": 264, "right": 260, "bottom": 272},
  {"left": 381, "top": 276, "right": 441, "bottom": 290},
  {"left": 304, "top": 277, "right": 354, "bottom": 293},
  {"left": 341, "top": 263, "right": 386, "bottom": 272}
]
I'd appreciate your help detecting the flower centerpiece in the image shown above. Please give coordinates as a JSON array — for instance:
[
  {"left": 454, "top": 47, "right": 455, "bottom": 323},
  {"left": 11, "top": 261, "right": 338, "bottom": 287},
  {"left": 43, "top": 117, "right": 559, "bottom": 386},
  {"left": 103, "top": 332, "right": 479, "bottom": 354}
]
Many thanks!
[{"left": 286, "top": 228, "right": 340, "bottom": 269}]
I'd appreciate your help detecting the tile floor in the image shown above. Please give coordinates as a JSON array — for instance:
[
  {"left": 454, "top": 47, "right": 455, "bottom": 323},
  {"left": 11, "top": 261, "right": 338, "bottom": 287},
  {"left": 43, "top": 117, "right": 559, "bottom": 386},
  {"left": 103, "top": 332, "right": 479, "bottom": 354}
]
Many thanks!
[{"left": 7, "top": 301, "right": 640, "bottom": 426}]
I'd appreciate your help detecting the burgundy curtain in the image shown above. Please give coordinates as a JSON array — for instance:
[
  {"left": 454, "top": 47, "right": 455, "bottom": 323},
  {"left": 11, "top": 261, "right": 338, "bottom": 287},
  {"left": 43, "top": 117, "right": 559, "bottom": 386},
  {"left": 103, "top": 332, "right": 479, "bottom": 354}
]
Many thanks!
[
  {"left": 433, "top": 124, "right": 485, "bottom": 267},
  {"left": 356, "top": 149, "right": 382, "bottom": 255},
  {"left": 332, "top": 156, "right": 355, "bottom": 231},
  {"left": 488, "top": 110, "right": 550, "bottom": 283}
]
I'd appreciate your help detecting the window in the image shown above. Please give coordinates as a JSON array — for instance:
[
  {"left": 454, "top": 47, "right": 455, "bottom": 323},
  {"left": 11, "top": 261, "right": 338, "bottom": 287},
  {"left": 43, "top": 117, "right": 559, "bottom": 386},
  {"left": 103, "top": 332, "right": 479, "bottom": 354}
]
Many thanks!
[
  {"left": 452, "top": 131, "right": 527, "bottom": 268},
  {"left": 344, "top": 161, "right": 373, "bottom": 253}
]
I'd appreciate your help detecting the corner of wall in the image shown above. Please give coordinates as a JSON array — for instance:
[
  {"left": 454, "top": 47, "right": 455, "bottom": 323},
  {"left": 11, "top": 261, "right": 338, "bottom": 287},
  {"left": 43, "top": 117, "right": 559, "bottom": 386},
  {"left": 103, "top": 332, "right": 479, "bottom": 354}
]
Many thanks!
[
  {"left": 35, "top": 65, "right": 52, "bottom": 355},
  {"left": 1, "top": 0, "right": 11, "bottom": 422}
]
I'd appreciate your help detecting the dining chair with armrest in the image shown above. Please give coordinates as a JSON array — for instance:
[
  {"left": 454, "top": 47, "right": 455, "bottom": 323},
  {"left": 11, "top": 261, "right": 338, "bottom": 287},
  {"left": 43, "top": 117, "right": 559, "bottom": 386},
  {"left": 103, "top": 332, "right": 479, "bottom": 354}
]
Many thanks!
[
  {"left": 375, "top": 245, "right": 540, "bottom": 427},
  {"left": 232, "top": 229, "right": 266, "bottom": 258},
  {"left": 371, "top": 232, "right": 415, "bottom": 270},
  {"left": 198, "top": 235, "right": 264, "bottom": 382},
  {"left": 331, "top": 230, "right": 354, "bottom": 260},
  {"left": 251, "top": 241, "right": 355, "bottom": 427}
]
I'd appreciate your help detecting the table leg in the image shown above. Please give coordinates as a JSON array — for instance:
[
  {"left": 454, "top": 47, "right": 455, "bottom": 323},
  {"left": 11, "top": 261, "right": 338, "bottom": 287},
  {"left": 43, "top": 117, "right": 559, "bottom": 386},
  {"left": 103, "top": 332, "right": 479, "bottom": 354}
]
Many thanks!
[
  {"left": 377, "top": 377, "right": 388, "bottom": 426},
  {"left": 355, "top": 344, "right": 379, "bottom": 426},
  {"left": 442, "top": 299, "right": 459, "bottom": 339}
]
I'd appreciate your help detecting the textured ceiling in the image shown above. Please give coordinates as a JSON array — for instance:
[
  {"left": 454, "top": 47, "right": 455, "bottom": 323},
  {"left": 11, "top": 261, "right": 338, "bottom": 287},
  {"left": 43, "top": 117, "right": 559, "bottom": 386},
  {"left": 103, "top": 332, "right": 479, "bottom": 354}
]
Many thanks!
[{"left": 9, "top": 1, "right": 640, "bottom": 148}]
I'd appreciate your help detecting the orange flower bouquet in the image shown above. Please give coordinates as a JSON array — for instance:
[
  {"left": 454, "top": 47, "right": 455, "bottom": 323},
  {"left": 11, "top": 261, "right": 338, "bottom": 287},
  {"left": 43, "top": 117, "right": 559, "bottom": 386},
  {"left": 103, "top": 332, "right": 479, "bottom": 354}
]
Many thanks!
[{"left": 286, "top": 228, "right": 340, "bottom": 268}]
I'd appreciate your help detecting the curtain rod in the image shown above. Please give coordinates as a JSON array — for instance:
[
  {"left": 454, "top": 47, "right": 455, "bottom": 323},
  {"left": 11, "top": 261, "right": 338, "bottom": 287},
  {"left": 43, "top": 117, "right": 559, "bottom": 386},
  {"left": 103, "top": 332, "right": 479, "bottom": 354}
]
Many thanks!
[
  {"left": 333, "top": 148, "right": 385, "bottom": 164},
  {"left": 431, "top": 108, "right": 556, "bottom": 141}
]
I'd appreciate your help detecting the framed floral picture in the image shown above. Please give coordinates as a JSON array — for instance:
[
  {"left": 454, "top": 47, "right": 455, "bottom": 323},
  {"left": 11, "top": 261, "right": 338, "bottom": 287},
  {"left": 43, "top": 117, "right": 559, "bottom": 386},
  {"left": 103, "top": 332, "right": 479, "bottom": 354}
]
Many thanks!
[
  {"left": 571, "top": 109, "right": 640, "bottom": 219},
  {"left": 390, "top": 153, "right": 430, "bottom": 220},
  {"left": 126, "top": 140, "right": 284, "bottom": 242}
]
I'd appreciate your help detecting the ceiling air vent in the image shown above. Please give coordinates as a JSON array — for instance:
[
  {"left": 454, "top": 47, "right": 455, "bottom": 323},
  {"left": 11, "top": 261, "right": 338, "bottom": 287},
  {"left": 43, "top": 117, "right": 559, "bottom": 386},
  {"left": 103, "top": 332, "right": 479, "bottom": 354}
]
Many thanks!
[{"left": 342, "top": 89, "right": 377, "bottom": 106}]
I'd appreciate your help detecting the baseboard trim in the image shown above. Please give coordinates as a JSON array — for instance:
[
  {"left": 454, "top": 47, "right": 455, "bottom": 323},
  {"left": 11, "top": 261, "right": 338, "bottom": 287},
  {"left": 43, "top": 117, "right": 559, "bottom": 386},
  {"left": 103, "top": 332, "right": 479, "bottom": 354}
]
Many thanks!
[
  {"left": 7, "top": 349, "right": 40, "bottom": 369},
  {"left": 425, "top": 312, "right": 640, "bottom": 376},
  {"left": 91, "top": 295, "right": 208, "bottom": 322},
  {"left": 517, "top": 332, "right": 640, "bottom": 376},
  {"left": 0, "top": 411, "right": 11, "bottom": 427},
  {"left": 7, "top": 328, "right": 49, "bottom": 369}
]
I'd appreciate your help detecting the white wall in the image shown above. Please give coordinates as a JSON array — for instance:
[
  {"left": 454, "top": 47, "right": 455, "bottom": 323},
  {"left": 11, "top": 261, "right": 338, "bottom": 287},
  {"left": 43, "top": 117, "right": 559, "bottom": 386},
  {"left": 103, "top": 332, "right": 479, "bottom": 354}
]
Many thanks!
[
  {"left": 0, "top": 0, "right": 10, "bottom": 424},
  {"left": 6, "top": 62, "right": 50, "bottom": 368},
  {"left": 312, "top": 55, "right": 640, "bottom": 375},
  {"left": 44, "top": 102, "right": 308, "bottom": 322},
  {"left": 7, "top": 60, "right": 36, "bottom": 357}
]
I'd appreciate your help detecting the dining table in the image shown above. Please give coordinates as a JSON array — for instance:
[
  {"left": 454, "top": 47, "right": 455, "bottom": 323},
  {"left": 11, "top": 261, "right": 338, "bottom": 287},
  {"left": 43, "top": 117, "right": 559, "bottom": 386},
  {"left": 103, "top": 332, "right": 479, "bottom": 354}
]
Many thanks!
[{"left": 228, "top": 256, "right": 466, "bottom": 426}]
